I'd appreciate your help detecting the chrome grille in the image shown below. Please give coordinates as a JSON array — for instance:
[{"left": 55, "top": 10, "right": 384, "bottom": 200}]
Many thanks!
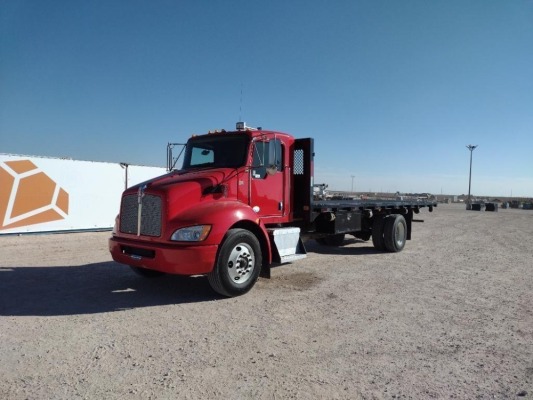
[
  {"left": 120, "top": 195, "right": 138, "bottom": 234},
  {"left": 120, "top": 194, "right": 162, "bottom": 237},
  {"left": 140, "top": 195, "right": 162, "bottom": 236}
]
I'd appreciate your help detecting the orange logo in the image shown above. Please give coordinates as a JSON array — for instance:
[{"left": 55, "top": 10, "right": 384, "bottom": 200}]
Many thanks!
[{"left": 0, "top": 160, "right": 69, "bottom": 231}]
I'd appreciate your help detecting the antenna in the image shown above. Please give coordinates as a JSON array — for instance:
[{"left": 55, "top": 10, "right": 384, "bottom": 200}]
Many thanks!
[{"left": 239, "top": 83, "right": 243, "bottom": 121}]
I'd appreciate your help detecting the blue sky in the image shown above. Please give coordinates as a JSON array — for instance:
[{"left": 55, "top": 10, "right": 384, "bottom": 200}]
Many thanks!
[{"left": 1, "top": 0, "right": 532, "bottom": 197}]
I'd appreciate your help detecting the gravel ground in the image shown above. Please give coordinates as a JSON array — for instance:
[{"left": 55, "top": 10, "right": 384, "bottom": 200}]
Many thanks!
[{"left": 0, "top": 204, "right": 532, "bottom": 399}]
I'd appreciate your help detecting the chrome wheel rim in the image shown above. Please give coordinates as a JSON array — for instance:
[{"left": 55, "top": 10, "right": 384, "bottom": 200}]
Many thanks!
[
  {"left": 395, "top": 222, "right": 405, "bottom": 246},
  {"left": 227, "top": 242, "right": 255, "bottom": 284}
]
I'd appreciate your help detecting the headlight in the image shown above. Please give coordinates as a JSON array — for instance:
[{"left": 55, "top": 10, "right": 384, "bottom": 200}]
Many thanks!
[{"left": 170, "top": 225, "right": 211, "bottom": 242}]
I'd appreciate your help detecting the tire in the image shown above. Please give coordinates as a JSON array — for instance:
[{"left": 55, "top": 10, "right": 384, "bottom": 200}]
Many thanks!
[
  {"left": 129, "top": 266, "right": 165, "bottom": 278},
  {"left": 371, "top": 216, "right": 386, "bottom": 251},
  {"left": 208, "top": 229, "right": 262, "bottom": 297},
  {"left": 383, "top": 214, "right": 407, "bottom": 252},
  {"left": 316, "top": 233, "right": 345, "bottom": 246}
]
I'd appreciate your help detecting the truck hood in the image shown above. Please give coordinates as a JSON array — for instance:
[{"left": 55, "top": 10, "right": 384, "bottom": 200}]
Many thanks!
[
  {"left": 126, "top": 168, "right": 242, "bottom": 217},
  {"left": 134, "top": 168, "right": 232, "bottom": 191}
]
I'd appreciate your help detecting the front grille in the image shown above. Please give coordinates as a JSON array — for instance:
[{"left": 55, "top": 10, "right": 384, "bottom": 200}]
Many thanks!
[
  {"left": 120, "top": 194, "right": 162, "bottom": 237},
  {"left": 140, "top": 195, "right": 162, "bottom": 236},
  {"left": 120, "top": 195, "right": 138, "bottom": 234}
]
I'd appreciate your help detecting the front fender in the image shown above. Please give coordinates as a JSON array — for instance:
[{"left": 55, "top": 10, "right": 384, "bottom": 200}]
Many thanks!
[{"left": 168, "top": 200, "right": 269, "bottom": 247}]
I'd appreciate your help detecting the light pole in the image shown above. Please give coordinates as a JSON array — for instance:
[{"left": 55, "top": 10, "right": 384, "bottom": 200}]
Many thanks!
[
  {"left": 351, "top": 175, "right": 355, "bottom": 194},
  {"left": 466, "top": 145, "right": 477, "bottom": 209}
]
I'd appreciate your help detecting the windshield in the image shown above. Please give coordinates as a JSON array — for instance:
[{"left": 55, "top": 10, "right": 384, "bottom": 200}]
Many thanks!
[{"left": 182, "top": 134, "right": 250, "bottom": 170}]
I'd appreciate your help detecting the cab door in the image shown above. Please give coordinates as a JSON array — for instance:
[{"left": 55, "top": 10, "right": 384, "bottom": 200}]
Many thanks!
[{"left": 249, "top": 135, "right": 285, "bottom": 220}]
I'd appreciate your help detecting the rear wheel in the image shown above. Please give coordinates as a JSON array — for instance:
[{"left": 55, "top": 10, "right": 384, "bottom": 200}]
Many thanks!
[
  {"left": 371, "top": 216, "right": 386, "bottom": 251},
  {"left": 383, "top": 214, "right": 407, "bottom": 252},
  {"left": 208, "top": 229, "right": 262, "bottom": 297},
  {"left": 129, "top": 266, "right": 165, "bottom": 278}
]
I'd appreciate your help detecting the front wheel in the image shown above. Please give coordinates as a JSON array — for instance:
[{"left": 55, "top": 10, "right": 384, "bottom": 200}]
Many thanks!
[{"left": 208, "top": 229, "right": 262, "bottom": 297}]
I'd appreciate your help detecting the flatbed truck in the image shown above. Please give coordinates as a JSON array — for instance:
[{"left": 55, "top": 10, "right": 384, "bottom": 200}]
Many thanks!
[{"left": 109, "top": 122, "right": 436, "bottom": 296}]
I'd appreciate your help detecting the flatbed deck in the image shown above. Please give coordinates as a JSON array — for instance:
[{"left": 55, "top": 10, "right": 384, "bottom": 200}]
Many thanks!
[{"left": 312, "top": 198, "right": 437, "bottom": 211}]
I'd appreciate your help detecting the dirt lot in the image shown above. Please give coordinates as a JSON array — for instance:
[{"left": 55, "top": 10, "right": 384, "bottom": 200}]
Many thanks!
[{"left": 1, "top": 204, "right": 532, "bottom": 399}]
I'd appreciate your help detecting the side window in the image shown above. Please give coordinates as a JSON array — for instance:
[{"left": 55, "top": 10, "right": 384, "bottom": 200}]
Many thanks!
[{"left": 252, "top": 139, "right": 283, "bottom": 179}]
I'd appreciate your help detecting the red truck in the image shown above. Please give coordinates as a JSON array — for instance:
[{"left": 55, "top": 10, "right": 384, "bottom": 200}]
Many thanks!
[{"left": 109, "top": 122, "right": 436, "bottom": 296}]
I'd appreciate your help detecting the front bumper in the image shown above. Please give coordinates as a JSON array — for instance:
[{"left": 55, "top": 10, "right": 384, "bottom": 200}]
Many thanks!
[{"left": 109, "top": 237, "right": 218, "bottom": 275}]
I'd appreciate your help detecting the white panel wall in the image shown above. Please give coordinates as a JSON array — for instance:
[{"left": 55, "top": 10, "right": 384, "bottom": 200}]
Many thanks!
[{"left": 0, "top": 154, "right": 166, "bottom": 234}]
